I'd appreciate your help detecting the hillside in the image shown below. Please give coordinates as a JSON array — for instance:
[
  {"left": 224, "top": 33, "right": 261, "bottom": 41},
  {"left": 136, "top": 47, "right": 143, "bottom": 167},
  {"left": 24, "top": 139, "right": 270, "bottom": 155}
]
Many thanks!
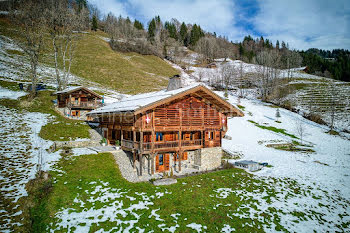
[{"left": 0, "top": 17, "right": 179, "bottom": 95}]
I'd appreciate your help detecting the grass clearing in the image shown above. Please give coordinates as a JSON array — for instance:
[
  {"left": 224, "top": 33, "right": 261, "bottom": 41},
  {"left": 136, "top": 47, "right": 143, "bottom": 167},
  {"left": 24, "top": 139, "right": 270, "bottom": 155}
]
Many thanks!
[
  {"left": 248, "top": 120, "right": 298, "bottom": 139},
  {"left": 36, "top": 152, "right": 349, "bottom": 232}
]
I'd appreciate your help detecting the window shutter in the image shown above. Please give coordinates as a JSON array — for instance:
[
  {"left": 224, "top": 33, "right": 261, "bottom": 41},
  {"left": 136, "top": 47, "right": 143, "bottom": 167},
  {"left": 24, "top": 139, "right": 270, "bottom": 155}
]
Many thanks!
[
  {"left": 155, "top": 155, "right": 159, "bottom": 172},
  {"left": 165, "top": 154, "right": 170, "bottom": 170}
]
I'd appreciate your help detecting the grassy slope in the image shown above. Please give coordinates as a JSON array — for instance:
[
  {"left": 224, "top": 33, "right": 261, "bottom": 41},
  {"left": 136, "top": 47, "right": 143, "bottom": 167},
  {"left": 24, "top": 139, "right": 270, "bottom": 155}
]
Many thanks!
[
  {"left": 37, "top": 152, "right": 344, "bottom": 232},
  {"left": 42, "top": 152, "right": 280, "bottom": 232},
  {"left": 0, "top": 80, "right": 90, "bottom": 141},
  {"left": 0, "top": 17, "right": 179, "bottom": 95},
  {"left": 72, "top": 31, "right": 179, "bottom": 94}
]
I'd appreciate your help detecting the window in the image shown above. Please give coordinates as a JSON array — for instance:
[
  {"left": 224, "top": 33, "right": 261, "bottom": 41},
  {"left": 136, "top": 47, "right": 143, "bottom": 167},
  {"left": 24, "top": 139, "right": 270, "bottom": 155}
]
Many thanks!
[
  {"left": 159, "top": 154, "right": 164, "bottom": 165},
  {"left": 112, "top": 130, "right": 116, "bottom": 140},
  {"left": 211, "top": 132, "right": 214, "bottom": 140}
]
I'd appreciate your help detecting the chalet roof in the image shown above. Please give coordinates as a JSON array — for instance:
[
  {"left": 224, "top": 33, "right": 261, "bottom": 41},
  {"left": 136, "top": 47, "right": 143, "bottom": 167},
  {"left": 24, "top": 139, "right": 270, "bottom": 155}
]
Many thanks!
[
  {"left": 54, "top": 86, "right": 102, "bottom": 99},
  {"left": 88, "top": 84, "right": 243, "bottom": 117}
]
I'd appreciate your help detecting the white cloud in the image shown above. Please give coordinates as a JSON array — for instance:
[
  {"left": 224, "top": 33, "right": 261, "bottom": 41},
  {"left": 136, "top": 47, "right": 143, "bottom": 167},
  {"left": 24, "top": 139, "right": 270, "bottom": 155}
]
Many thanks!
[
  {"left": 253, "top": 0, "right": 350, "bottom": 50},
  {"left": 89, "top": 0, "right": 349, "bottom": 50},
  {"left": 89, "top": 0, "right": 128, "bottom": 18},
  {"left": 127, "top": 0, "right": 236, "bottom": 34}
]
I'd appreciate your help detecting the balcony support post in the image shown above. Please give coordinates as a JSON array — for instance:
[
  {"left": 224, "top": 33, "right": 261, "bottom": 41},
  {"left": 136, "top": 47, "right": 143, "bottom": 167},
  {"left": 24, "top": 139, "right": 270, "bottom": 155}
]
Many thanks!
[{"left": 139, "top": 153, "right": 143, "bottom": 176}]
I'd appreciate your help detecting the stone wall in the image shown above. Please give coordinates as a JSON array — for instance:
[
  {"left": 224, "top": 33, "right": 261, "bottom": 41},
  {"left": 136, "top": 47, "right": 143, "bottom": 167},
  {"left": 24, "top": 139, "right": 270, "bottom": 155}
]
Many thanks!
[
  {"left": 196, "top": 147, "right": 222, "bottom": 171},
  {"left": 140, "top": 147, "right": 223, "bottom": 175}
]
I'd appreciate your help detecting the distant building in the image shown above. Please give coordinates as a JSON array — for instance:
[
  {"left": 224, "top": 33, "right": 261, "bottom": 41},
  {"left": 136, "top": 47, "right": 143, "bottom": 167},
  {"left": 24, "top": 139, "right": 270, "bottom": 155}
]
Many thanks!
[{"left": 54, "top": 86, "right": 103, "bottom": 120}]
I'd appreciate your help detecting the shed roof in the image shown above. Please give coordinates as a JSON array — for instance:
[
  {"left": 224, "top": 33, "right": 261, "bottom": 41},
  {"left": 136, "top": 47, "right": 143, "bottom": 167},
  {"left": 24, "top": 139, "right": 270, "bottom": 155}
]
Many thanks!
[
  {"left": 88, "top": 84, "right": 243, "bottom": 117},
  {"left": 54, "top": 86, "right": 102, "bottom": 99}
]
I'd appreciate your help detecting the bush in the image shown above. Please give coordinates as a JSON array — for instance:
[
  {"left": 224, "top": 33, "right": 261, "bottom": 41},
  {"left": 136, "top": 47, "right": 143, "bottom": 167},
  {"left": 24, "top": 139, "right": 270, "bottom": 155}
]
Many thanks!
[
  {"left": 304, "top": 113, "right": 327, "bottom": 125},
  {"left": 109, "top": 39, "right": 160, "bottom": 57}
]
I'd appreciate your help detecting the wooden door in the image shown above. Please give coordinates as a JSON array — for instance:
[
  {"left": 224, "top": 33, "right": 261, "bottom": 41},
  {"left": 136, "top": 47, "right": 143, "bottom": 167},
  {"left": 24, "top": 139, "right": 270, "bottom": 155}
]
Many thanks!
[
  {"left": 156, "top": 154, "right": 170, "bottom": 172},
  {"left": 205, "top": 131, "right": 215, "bottom": 147}
]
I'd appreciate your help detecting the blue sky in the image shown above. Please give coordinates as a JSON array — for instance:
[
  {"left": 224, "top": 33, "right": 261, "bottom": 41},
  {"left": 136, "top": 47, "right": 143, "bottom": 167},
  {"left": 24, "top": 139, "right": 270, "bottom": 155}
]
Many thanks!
[{"left": 89, "top": 0, "right": 350, "bottom": 50}]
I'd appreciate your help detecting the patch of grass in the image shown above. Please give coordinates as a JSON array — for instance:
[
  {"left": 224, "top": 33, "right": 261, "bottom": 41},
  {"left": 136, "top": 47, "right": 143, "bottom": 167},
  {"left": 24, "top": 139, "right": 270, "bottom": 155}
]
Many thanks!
[
  {"left": 0, "top": 79, "right": 20, "bottom": 91},
  {"left": 6, "top": 49, "right": 24, "bottom": 56},
  {"left": 248, "top": 120, "right": 298, "bottom": 139},
  {"left": 274, "top": 145, "right": 315, "bottom": 153},
  {"left": 327, "top": 130, "right": 339, "bottom": 136},
  {"left": 237, "top": 104, "right": 245, "bottom": 111}
]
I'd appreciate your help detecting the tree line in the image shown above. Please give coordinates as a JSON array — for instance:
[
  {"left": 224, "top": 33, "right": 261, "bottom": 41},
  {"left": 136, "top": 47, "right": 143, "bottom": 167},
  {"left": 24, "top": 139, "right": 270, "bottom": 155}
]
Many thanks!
[{"left": 300, "top": 49, "right": 350, "bottom": 82}]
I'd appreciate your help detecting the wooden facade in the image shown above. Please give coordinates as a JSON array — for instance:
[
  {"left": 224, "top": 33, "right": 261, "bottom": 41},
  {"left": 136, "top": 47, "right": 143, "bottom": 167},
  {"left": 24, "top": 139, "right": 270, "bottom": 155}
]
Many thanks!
[{"left": 90, "top": 85, "right": 243, "bottom": 175}]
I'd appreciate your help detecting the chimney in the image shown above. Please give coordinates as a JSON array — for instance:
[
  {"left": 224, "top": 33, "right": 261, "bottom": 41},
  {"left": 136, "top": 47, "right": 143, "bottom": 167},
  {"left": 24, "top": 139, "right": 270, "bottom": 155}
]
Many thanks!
[{"left": 167, "top": 75, "right": 182, "bottom": 91}]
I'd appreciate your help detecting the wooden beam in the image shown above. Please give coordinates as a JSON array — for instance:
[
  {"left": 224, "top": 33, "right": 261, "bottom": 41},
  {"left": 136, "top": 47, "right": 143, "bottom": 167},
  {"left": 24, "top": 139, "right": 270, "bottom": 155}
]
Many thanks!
[
  {"left": 151, "top": 153, "right": 155, "bottom": 175},
  {"left": 179, "top": 151, "right": 182, "bottom": 172},
  {"left": 139, "top": 153, "right": 142, "bottom": 176}
]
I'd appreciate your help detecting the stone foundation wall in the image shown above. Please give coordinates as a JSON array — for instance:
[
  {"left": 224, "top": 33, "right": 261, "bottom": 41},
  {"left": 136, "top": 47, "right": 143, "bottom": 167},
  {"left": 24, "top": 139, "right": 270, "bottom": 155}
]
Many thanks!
[
  {"left": 140, "top": 147, "right": 223, "bottom": 175},
  {"left": 198, "top": 147, "right": 222, "bottom": 171}
]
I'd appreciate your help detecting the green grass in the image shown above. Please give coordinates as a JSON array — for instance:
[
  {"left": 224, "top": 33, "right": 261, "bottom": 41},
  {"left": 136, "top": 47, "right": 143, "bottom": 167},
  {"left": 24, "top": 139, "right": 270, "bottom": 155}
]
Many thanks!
[
  {"left": 248, "top": 120, "right": 298, "bottom": 139},
  {"left": 0, "top": 79, "right": 20, "bottom": 91},
  {"left": 70, "top": 31, "right": 179, "bottom": 94},
  {"left": 237, "top": 104, "right": 245, "bottom": 111},
  {"left": 0, "top": 81, "right": 90, "bottom": 141},
  {"left": 35, "top": 152, "right": 347, "bottom": 232},
  {"left": 6, "top": 49, "right": 24, "bottom": 56},
  {"left": 42, "top": 153, "right": 285, "bottom": 232},
  {"left": 274, "top": 145, "right": 315, "bottom": 153}
]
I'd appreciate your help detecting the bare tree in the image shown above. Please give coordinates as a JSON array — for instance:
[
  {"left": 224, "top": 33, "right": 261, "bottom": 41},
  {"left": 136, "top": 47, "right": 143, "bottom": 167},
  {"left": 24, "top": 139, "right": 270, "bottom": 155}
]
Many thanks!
[
  {"left": 46, "top": 0, "right": 87, "bottom": 90},
  {"left": 328, "top": 82, "right": 339, "bottom": 132},
  {"left": 10, "top": 0, "right": 47, "bottom": 98},
  {"left": 238, "top": 60, "right": 246, "bottom": 97},
  {"left": 221, "top": 63, "right": 236, "bottom": 97},
  {"left": 255, "top": 50, "right": 282, "bottom": 101}
]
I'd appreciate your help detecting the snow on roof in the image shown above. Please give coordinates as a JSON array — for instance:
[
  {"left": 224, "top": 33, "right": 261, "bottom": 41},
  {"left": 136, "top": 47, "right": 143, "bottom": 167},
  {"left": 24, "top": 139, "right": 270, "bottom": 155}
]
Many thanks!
[
  {"left": 89, "top": 84, "right": 201, "bottom": 114},
  {"left": 54, "top": 86, "right": 102, "bottom": 98},
  {"left": 54, "top": 86, "right": 84, "bottom": 94}
]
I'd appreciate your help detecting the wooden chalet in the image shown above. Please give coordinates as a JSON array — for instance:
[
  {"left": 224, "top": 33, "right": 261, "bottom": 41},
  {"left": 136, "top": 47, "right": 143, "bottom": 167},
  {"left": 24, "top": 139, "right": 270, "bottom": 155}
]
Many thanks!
[
  {"left": 55, "top": 86, "right": 103, "bottom": 120},
  {"left": 88, "top": 77, "right": 243, "bottom": 175}
]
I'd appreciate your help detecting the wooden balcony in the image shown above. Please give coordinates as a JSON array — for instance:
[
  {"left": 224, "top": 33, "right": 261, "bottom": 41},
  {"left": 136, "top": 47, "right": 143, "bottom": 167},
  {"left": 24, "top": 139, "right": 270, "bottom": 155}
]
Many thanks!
[
  {"left": 68, "top": 101, "right": 103, "bottom": 109},
  {"left": 121, "top": 139, "right": 202, "bottom": 152}
]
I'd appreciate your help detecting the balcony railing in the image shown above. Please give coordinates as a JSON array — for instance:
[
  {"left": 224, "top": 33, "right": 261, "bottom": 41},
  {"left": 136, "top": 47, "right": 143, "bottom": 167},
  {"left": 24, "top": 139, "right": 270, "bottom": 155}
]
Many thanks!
[
  {"left": 68, "top": 102, "right": 103, "bottom": 108},
  {"left": 121, "top": 140, "right": 139, "bottom": 149},
  {"left": 122, "top": 139, "right": 202, "bottom": 151}
]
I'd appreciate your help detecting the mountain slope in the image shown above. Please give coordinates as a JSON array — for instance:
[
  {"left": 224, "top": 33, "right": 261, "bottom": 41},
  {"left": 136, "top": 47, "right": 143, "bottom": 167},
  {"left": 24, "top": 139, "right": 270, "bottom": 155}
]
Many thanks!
[{"left": 0, "top": 17, "right": 179, "bottom": 95}]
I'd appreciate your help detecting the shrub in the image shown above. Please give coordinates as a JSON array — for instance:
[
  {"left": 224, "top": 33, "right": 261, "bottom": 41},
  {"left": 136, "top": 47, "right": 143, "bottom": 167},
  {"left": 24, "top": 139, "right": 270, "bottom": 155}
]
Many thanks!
[{"left": 303, "top": 113, "right": 326, "bottom": 125}]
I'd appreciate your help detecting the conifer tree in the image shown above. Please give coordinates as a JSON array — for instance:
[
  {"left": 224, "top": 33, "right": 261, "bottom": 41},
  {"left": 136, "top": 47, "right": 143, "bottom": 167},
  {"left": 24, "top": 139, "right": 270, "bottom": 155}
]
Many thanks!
[
  {"left": 148, "top": 18, "right": 156, "bottom": 39},
  {"left": 92, "top": 15, "right": 98, "bottom": 31}
]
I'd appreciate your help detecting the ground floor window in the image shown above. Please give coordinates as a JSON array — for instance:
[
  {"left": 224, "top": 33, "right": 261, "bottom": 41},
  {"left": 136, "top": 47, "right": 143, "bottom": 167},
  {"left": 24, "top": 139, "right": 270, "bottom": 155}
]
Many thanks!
[{"left": 159, "top": 154, "right": 164, "bottom": 165}]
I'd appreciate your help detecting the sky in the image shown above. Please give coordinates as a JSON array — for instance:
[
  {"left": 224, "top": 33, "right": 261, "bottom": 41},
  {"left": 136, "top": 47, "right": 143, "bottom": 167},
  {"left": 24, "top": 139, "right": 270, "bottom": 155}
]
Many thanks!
[{"left": 89, "top": 0, "right": 350, "bottom": 51}]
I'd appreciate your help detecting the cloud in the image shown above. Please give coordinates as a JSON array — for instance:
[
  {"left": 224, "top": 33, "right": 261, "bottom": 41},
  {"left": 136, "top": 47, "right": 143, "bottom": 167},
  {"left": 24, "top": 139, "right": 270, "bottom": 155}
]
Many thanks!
[
  {"left": 89, "top": 0, "right": 350, "bottom": 50},
  {"left": 253, "top": 0, "right": 350, "bottom": 50},
  {"left": 127, "top": 0, "right": 236, "bottom": 35},
  {"left": 88, "top": 0, "right": 128, "bottom": 18}
]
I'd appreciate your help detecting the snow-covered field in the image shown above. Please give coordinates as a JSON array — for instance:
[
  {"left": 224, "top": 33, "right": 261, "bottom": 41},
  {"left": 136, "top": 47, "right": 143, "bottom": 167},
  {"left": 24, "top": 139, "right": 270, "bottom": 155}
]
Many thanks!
[
  {"left": 222, "top": 92, "right": 350, "bottom": 231},
  {"left": 0, "top": 88, "right": 62, "bottom": 232}
]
